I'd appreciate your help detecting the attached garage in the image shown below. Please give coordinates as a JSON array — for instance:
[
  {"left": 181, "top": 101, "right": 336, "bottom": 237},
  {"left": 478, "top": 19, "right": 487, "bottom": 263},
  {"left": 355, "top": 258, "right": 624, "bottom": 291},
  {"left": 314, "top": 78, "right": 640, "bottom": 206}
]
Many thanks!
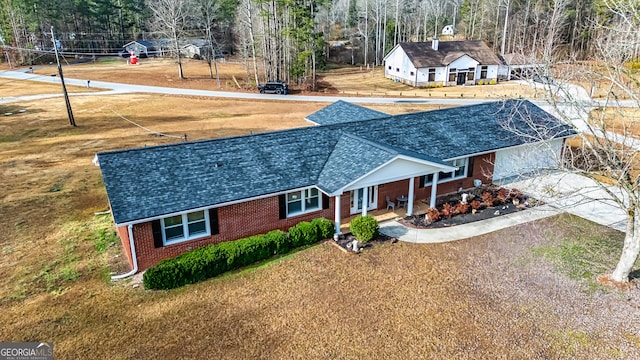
[{"left": 493, "top": 139, "right": 566, "bottom": 181}]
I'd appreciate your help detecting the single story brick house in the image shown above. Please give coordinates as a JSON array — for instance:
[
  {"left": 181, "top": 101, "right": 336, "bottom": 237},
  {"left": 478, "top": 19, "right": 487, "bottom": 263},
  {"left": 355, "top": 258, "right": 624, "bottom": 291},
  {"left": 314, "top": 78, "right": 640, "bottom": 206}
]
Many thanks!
[
  {"left": 383, "top": 40, "right": 502, "bottom": 87},
  {"left": 97, "top": 100, "right": 575, "bottom": 273}
]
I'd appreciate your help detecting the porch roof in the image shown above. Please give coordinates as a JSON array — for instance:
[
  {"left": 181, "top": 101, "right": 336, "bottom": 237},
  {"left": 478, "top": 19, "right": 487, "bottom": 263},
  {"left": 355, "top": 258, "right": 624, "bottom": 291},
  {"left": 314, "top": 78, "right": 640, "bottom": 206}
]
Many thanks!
[
  {"left": 98, "top": 99, "right": 576, "bottom": 225},
  {"left": 316, "top": 134, "right": 454, "bottom": 194}
]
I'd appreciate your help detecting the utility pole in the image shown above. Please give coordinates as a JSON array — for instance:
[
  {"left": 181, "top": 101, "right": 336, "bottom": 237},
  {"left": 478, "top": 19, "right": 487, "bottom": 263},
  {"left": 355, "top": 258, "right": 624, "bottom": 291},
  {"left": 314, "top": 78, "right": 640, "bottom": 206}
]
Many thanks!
[{"left": 51, "top": 26, "right": 76, "bottom": 127}]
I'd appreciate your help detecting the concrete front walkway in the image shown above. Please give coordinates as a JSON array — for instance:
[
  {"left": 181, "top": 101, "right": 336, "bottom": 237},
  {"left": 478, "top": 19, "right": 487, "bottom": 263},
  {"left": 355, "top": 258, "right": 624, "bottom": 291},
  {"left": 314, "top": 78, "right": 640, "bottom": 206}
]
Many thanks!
[
  {"left": 380, "top": 204, "right": 560, "bottom": 243},
  {"left": 380, "top": 172, "right": 628, "bottom": 244}
]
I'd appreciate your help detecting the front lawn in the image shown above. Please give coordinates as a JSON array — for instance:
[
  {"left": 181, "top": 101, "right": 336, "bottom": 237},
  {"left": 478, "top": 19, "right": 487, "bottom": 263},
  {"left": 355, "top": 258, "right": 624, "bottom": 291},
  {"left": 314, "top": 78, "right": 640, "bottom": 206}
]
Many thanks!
[{"left": 2, "top": 214, "right": 639, "bottom": 358}]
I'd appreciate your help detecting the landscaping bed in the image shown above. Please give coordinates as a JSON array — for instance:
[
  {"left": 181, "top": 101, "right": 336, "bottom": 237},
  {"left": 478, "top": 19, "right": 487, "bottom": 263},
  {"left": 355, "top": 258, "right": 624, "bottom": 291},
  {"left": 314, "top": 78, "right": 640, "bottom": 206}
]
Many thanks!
[
  {"left": 331, "top": 232, "right": 396, "bottom": 253},
  {"left": 400, "top": 185, "right": 540, "bottom": 229}
]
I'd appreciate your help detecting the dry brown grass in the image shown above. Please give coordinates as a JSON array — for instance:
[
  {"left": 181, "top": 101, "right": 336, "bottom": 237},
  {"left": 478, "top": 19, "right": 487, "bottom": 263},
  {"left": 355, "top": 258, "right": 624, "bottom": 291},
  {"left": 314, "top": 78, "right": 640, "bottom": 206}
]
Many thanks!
[
  {"left": 590, "top": 107, "right": 640, "bottom": 138},
  {"left": 2, "top": 70, "right": 640, "bottom": 359},
  {"left": 319, "top": 66, "right": 540, "bottom": 99},
  {"left": 0, "top": 77, "right": 99, "bottom": 96}
]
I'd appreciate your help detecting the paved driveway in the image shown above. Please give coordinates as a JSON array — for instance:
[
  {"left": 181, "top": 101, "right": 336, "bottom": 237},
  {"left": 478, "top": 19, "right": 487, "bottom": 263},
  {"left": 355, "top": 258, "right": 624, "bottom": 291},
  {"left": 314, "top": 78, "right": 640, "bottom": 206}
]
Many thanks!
[{"left": 505, "top": 172, "right": 627, "bottom": 232}]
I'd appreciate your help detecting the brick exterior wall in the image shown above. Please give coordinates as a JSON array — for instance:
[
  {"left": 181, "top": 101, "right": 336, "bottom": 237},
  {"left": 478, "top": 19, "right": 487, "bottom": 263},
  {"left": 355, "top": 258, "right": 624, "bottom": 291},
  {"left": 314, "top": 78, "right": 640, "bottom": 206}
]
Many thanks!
[
  {"left": 123, "top": 153, "right": 496, "bottom": 271},
  {"left": 131, "top": 195, "right": 335, "bottom": 271},
  {"left": 116, "top": 225, "right": 133, "bottom": 269}
]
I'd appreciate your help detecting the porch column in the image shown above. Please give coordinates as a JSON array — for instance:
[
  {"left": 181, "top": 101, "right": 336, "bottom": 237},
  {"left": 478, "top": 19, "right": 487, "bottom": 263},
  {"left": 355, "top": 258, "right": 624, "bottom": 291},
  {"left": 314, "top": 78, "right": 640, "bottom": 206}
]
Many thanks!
[
  {"left": 430, "top": 172, "right": 439, "bottom": 208},
  {"left": 407, "top": 177, "right": 415, "bottom": 216},
  {"left": 361, "top": 186, "right": 368, "bottom": 216},
  {"left": 334, "top": 195, "right": 341, "bottom": 236}
]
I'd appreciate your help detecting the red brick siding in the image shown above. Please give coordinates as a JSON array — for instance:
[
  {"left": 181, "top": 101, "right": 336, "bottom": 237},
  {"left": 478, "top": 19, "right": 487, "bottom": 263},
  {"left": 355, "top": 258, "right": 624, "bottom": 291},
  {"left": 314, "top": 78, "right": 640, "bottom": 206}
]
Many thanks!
[
  {"left": 420, "top": 153, "right": 495, "bottom": 198},
  {"left": 116, "top": 225, "right": 133, "bottom": 269},
  {"left": 122, "top": 153, "right": 497, "bottom": 271},
  {"left": 131, "top": 195, "right": 334, "bottom": 271}
]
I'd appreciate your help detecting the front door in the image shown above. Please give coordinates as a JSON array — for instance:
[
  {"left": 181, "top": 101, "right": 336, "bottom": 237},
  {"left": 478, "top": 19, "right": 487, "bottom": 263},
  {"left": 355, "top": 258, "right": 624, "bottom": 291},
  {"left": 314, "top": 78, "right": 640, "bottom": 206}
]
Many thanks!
[
  {"left": 457, "top": 72, "right": 466, "bottom": 85},
  {"left": 350, "top": 186, "right": 378, "bottom": 214}
]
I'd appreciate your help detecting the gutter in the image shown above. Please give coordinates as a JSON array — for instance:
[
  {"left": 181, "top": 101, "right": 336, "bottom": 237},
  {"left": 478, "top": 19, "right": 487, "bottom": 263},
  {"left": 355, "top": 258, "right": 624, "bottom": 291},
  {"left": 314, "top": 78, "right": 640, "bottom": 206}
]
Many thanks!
[{"left": 111, "top": 224, "right": 138, "bottom": 280}]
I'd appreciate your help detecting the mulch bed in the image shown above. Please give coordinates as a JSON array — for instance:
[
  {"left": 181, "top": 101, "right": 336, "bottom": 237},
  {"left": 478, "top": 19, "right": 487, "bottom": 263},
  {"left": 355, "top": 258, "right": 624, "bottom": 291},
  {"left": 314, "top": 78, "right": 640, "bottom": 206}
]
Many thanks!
[
  {"left": 399, "top": 184, "right": 541, "bottom": 229},
  {"left": 400, "top": 202, "right": 527, "bottom": 228}
]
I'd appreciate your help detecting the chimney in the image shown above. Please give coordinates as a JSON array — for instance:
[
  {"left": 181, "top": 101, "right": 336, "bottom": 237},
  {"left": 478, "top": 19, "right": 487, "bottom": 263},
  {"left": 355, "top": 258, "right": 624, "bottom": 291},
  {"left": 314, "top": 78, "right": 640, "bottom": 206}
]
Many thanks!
[{"left": 432, "top": 38, "right": 439, "bottom": 51}]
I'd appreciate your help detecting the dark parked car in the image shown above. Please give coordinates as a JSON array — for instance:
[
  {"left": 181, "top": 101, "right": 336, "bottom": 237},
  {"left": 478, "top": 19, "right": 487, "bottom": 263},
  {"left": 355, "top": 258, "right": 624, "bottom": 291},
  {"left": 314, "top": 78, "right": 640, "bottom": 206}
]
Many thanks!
[{"left": 258, "top": 81, "right": 287, "bottom": 95}]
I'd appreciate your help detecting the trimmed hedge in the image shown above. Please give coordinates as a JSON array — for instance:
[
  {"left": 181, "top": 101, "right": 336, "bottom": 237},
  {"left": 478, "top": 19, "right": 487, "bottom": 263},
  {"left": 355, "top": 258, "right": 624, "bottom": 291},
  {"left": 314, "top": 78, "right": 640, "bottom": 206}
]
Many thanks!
[
  {"left": 143, "top": 218, "right": 335, "bottom": 290},
  {"left": 350, "top": 215, "right": 379, "bottom": 243}
]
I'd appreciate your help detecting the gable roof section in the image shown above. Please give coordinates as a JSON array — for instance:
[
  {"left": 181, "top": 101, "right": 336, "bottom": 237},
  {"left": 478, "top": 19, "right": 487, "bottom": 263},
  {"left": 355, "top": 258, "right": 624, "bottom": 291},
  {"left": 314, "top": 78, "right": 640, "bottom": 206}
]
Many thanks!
[
  {"left": 98, "top": 100, "right": 575, "bottom": 225},
  {"left": 305, "top": 100, "right": 389, "bottom": 125},
  {"left": 399, "top": 40, "right": 501, "bottom": 68},
  {"left": 316, "top": 134, "right": 397, "bottom": 193}
]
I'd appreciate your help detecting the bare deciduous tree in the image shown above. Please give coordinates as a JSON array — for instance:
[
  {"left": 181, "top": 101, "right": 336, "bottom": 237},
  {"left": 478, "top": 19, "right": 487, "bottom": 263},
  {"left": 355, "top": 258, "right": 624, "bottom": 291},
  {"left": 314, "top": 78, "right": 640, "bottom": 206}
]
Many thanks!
[
  {"left": 507, "top": 0, "right": 640, "bottom": 283},
  {"left": 146, "top": 0, "right": 192, "bottom": 79}
]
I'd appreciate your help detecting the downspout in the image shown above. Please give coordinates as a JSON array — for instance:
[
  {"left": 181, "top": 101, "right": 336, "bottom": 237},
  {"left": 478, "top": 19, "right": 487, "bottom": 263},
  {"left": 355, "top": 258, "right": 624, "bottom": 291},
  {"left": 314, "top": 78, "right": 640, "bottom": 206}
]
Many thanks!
[{"left": 111, "top": 224, "right": 138, "bottom": 280}]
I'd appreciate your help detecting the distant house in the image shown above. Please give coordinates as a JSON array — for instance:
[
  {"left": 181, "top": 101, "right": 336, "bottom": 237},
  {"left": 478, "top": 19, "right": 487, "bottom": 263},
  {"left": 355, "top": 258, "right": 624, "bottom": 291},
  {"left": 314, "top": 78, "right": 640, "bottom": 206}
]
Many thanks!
[
  {"left": 383, "top": 40, "right": 502, "bottom": 87},
  {"left": 122, "top": 40, "right": 156, "bottom": 58},
  {"left": 97, "top": 100, "right": 575, "bottom": 273}
]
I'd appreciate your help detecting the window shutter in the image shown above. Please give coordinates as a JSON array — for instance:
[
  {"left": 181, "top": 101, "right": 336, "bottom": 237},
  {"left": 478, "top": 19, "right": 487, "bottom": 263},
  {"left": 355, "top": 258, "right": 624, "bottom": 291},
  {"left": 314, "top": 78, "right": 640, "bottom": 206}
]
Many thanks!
[
  {"left": 209, "top": 208, "right": 219, "bottom": 235},
  {"left": 278, "top": 194, "right": 287, "bottom": 219},
  {"left": 467, "top": 157, "right": 475, "bottom": 177},
  {"left": 151, "top": 220, "right": 163, "bottom": 248},
  {"left": 419, "top": 175, "right": 426, "bottom": 188},
  {"left": 322, "top": 194, "right": 330, "bottom": 209}
]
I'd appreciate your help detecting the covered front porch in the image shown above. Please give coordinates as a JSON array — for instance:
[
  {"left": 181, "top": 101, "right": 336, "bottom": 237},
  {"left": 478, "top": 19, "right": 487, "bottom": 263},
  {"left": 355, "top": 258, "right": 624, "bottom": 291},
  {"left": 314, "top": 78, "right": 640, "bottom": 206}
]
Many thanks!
[{"left": 338, "top": 196, "right": 432, "bottom": 234}]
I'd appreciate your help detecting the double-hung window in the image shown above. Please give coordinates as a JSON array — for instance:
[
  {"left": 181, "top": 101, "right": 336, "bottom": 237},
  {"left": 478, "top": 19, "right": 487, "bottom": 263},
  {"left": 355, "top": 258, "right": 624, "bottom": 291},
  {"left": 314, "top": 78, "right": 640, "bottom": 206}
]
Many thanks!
[
  {"left": 424, "top": 158, "right": 469, "bottom": 185},
  {"left": 467, "top": 68, "right": 475, "bottom": 80},
  {"left": 162, "top": 210, "right": 209, "bottom": 245},
  {"left": 428, "top": 68, "right": 436, "bottom": 81},
  {"left": 480, "top": 65, "right": 488, "bottom": 79},
  {"left": 448, "top": 68, "right": 457, "bottom": 82},
  {"left": 286, "top": 188, "right": 320, "bottom": 217}
]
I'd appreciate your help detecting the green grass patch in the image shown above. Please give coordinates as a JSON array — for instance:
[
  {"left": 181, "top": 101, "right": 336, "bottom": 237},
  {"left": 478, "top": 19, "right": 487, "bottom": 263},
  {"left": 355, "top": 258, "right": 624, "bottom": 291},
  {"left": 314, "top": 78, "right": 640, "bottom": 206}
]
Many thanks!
[
  {"left": 533, "top": 215, "right": 625, "bottom": 292},
  {"left": 94, "top": 227, "right": 118, "bottom": 253}
]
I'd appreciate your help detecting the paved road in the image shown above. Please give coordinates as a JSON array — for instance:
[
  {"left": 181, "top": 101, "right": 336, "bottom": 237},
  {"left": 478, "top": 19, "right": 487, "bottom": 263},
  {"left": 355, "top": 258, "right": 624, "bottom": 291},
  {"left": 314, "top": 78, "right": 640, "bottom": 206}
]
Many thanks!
[{"left": 0, "top": 70, "right": 490, "bottom": 106}]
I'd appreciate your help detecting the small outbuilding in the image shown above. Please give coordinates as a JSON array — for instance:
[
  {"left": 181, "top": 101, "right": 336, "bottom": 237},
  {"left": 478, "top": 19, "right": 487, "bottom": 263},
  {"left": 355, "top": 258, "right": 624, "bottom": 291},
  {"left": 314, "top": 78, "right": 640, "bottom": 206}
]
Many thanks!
[{"left": 122, "top": 40, "right": 157, "bottom": 58}]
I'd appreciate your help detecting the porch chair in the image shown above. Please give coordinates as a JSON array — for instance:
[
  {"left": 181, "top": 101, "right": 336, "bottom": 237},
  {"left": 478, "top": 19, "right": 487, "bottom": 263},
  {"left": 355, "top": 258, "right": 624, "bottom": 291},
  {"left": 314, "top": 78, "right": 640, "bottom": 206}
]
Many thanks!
[{"left": 386, "top": 196, "right": 396, "bottom": 211}]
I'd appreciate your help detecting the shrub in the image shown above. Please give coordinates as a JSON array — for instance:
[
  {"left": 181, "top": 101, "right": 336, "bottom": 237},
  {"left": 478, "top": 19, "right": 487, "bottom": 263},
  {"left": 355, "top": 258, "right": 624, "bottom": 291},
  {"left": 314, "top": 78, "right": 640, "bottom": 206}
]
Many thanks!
[
  {"left": 489, "top": 79, "right": 497, "bottom": 85},
  {"left": 425, "top": 207, "right": 441, "bottom": 222},
  {"left": 441, "top": 203, "right": 455, "bottom": 218},
  {"left": 509, "top": 188, "right": 523, "bottom": 200},
  {"left": 470, "top": 199, "right": 483, "bottom": 210},
  {"left": 481, "top": 192, "right": 494, "bottom": 207},
  {"left": 311, "top": 218, "right": 335, "bottom": 240},
  {"left": 350, "top": 215, "right": 379, "bottom": 243},
  {"left": 264, "top": 230, "right": 290, "bottom": 254},
  {"left": 496, "top": 188, "right": 510, "bottom": 202},
  {"left": 455, "top": 203, "right": 470, "bottom": 215},
  {"left": 289, "top": 221, "right": 318, "bottom": 247}
]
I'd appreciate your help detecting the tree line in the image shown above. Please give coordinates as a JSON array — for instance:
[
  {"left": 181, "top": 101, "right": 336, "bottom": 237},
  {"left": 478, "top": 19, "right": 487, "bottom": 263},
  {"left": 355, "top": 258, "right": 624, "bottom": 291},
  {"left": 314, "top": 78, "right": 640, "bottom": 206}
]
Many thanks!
[{"left": 1, "top": 0, "right": 639, "bottom": 87}]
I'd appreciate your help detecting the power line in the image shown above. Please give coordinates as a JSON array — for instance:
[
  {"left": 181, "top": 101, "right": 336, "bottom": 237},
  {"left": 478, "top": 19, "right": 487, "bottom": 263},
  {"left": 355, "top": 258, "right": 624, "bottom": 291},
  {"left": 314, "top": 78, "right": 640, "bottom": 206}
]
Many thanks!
[{"left": 111, "top": 110, "right": 185, "bottom": 140}]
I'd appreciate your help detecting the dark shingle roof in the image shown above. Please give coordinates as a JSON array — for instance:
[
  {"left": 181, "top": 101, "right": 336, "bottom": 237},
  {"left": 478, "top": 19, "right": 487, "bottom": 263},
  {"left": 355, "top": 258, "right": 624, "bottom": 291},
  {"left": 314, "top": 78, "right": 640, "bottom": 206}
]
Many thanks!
[
  {"left": 98, "top": 100, "right": 575, "bottom": 224},
  {"left": 316, "top": 134, "right": 398, "bottom": 193},
  {"left": 305, "top": 100, "right": 388, "bottom": 125},
  {"left": 398, "top": 40, "right": 502, "bottom": 68}
]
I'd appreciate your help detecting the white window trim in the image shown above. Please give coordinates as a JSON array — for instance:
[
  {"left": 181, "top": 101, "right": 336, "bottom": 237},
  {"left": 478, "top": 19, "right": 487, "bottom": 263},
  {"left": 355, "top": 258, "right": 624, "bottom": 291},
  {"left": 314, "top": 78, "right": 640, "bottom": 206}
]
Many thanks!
[
  {"left": 424, "top": 157, "right": 469, "bottom": 186},
  {"left": 286, "top": 187, "right": 322, "bottom": 218},
  {"left": 161, "top": 210, "right": 211, "bottom": 246}
]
